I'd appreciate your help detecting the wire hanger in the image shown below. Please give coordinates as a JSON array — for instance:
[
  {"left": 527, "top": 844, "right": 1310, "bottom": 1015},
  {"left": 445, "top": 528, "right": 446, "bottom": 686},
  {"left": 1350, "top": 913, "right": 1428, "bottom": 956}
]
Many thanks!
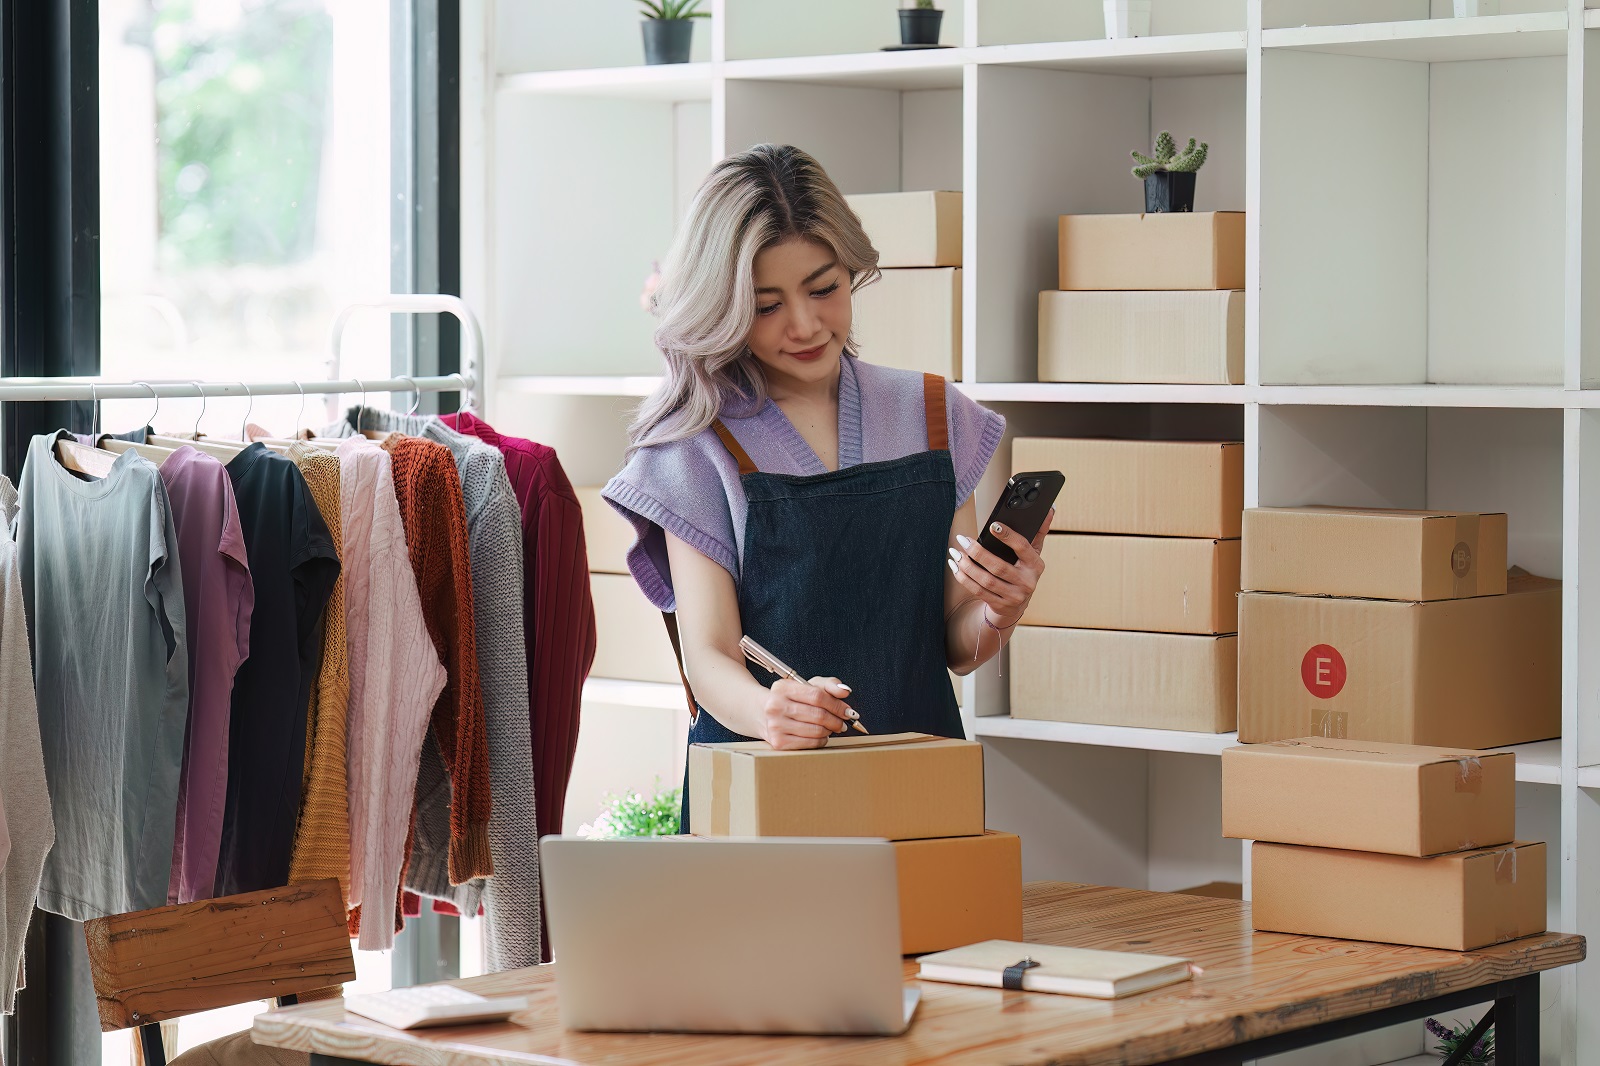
[
  {"left": 352, "top": 378, "right": 389, "bottom": 441},
  {"left": 402, "top": 375, "right": 422, "bottom": 416},
  {"left": 101, "top": 383, "right": 179, "bottom": 464},
  {"left": 196, "top": 383, "right": 254, "bottom": 454},
  {"left": 54, "top": 384, "right": 118, "bottom": 479},
  {"left": 150, "top": 384, "right": 242, "bottom": 462}
]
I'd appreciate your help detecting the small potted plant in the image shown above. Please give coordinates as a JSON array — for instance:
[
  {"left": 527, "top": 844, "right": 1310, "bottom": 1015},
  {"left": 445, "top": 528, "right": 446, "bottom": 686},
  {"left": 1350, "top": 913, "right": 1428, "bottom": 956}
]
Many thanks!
[
  {"left": 1103, "top": 0, "right": 1151, "bottom": 38},
  {"left": 1426, "top": 1016, "right": 1493, "bottom": 1065},
  {"left": 576, "top": 780, "right": 682, "bottom": 838},
  {"left": 638, "top": 0, "right": 707, "bottom": 66},
  {"left": 1131, "top": 130, "right": 1208, "bottom": 213},
  {"left": 898, "top": 0, "right": 944, "bottom": 47}
]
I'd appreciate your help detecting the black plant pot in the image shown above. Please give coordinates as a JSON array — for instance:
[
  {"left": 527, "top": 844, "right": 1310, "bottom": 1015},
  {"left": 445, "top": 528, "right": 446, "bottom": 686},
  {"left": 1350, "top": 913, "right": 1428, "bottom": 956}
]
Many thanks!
[
  {"left": 899, "top": 9, "right": 944, "bottom": 46},
  {"left": 642, "top": 18, "right": 695, "bottom": 65},
  {"left": 1144, "top": 171, "right": 1197, "bottom": 213}
]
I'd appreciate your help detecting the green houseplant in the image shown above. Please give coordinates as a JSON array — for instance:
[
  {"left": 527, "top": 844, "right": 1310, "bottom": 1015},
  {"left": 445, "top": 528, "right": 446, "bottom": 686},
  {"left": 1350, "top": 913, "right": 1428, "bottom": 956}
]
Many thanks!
[
  {"left": 898, "top": 0, "right": 943, "bottom": 47},
  {"left": 638, "top": 0, "right": 707, "bottom": 66},
  {"left": 1131, "top": 130, "right": 1208, "bottom": 213},
  {"left": 577, "top": 780, "right": 682, "bottom": 838}
]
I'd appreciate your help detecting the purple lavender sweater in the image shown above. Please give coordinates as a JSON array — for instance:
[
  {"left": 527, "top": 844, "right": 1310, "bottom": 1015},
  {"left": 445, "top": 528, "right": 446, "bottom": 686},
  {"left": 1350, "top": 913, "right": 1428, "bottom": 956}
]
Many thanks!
[{"left": 602, "top": 356, "right": 1005, "bottom": 612}]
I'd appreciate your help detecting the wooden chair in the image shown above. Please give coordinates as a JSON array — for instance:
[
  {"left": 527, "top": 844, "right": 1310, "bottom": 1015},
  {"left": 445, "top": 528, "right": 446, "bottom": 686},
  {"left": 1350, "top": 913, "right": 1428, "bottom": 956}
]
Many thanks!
[{"left": 83, "top": 880, "right": 355, "bottom": 1066}]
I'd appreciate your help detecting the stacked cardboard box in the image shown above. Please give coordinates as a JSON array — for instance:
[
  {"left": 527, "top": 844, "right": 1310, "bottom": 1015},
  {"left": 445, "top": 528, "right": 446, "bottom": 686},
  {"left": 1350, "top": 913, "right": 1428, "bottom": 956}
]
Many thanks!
[
  {"left": 1224, "top": 737, "right": 1546, "bottom": 951},
  {"left": 847, "top": 191, "right": 963, "bottom": 379},
  {"left": 577, "top": 488, "right": 682, "bottom": 686},
  {"left": 1041, "top": 212, "right": 1245, "bottom": 384},
  {"left": 1238, "top": 506, "right": 1560, "bottom": 748},
  {"left": 689, "top": 732, "right": 1021, "bottom": 955},
  {"left": 1008, "top": 438, "right": 1243, "bottom": 732}
]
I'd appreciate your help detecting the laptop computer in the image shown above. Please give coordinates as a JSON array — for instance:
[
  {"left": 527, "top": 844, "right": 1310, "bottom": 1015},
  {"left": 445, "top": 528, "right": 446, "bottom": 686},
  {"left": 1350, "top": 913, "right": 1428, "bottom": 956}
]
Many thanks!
[{"left": 540, "top": 836, "right": 920, "bottom": 1036}]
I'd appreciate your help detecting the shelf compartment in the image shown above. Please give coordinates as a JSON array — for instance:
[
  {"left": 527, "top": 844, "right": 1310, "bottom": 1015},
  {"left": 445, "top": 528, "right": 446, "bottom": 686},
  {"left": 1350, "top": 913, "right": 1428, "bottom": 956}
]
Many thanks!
[
  {"left": 725, "top": 0, "right": 955, "bottom": 61},
  {"left": 1263, "top": 12, "right": 1569, "bottom": 64},
  {"left": 973, "top": 32, "right": 1247, "bottom": 78},
  {"left": 496, "top": 0, "right": 712, "bottom": 76},
  {"left": 975, "top": 0, "right": 1245, "bottom": 47},
  {"left": 497, "top": 64, "right": 715, "bottom": 103}
]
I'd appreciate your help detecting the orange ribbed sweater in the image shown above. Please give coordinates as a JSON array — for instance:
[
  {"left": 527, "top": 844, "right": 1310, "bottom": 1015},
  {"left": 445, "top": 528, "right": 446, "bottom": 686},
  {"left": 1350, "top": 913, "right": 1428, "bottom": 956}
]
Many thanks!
[
  {"left": 286, "top": 445, "right": 352, "bottom": 900},
  {"left": 383, "top": 434, "right": 494, "bottom": 884}
]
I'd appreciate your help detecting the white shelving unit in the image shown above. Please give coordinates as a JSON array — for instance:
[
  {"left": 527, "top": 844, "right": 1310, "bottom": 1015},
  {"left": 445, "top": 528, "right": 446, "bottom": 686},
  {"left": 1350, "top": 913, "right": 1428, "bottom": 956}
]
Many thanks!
[{"left": 461, "top": 1, "right": 1600, "bottom": 1061}]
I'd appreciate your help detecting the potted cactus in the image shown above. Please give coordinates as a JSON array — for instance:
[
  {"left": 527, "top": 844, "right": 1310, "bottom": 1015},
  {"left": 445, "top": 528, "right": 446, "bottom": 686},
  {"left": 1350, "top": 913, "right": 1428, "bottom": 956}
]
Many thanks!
[
  {"left": 638, "top": 0, "right": 707, "bottom": 66},
  {"left": 1131, "top": 131, "right": 1208, "bottom": 213},
  {"left": 899, "top": 0, "right": 944, "bottom": 47}
]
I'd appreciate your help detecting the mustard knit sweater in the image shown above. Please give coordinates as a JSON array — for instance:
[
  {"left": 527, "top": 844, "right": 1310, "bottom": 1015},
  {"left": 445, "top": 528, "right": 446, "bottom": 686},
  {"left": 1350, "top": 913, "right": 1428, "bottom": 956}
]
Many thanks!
[{"left": 286, "top": 445, "right": 352, "bottom": 901}]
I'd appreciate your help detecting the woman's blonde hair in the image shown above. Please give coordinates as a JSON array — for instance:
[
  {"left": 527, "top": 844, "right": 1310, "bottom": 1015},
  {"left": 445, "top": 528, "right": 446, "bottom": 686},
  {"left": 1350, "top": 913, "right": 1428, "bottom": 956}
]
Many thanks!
[{"left": 627, "top": 143, "right": 879, "bottom": 454}]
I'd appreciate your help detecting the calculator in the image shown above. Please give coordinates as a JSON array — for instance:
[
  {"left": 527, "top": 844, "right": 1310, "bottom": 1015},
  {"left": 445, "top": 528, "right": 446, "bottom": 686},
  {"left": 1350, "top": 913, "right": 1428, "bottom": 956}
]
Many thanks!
[{"left": 343, "top": 985, "right": 529, "bottom": 1030}]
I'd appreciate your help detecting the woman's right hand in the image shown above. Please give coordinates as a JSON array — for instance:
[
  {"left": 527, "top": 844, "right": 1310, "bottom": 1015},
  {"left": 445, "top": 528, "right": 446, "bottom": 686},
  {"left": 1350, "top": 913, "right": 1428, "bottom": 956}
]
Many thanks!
[{"left": 760, "top": 677, "right": 856, "bottom": 750}]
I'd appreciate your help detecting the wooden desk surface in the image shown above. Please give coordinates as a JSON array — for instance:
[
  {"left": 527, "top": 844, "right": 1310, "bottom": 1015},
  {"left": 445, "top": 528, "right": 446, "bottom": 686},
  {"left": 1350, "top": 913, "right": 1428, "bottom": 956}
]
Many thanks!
[{"left": 253, "top": 882, "right": 1584, "bottom": 1066}]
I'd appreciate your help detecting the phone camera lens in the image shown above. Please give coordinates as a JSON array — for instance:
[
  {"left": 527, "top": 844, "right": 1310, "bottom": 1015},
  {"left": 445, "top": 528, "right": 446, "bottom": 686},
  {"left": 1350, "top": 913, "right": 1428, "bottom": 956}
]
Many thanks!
[
  {"left": 1008, "top": 494, "right": 1025, "bottom": 508},
  {"left": 1024, "top": 485, "right": 1039, "bottom": 503}
]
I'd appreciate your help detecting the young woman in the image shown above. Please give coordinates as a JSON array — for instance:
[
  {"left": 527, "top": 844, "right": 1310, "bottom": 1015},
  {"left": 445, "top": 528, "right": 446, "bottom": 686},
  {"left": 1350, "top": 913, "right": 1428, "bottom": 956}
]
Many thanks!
[{"left": 603, "top": 144, "right": 1051, "bottom": 828}]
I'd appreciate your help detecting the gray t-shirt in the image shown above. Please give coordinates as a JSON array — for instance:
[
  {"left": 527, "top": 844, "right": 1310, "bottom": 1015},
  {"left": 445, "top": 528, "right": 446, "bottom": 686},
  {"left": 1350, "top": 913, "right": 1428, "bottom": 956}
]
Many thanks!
[{"left": 16, "top": 432, "right": 189, "bottom": 920}]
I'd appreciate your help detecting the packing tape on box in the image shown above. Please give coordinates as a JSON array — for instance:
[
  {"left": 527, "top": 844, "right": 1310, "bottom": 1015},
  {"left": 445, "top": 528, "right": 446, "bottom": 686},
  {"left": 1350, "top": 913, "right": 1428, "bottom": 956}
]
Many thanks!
[
  {"left": 1309, "top": 710, "right": 1349, "bottom": 739},
  {"left": 1494, "top": 847, "right": 1518, "bottom": 885},
  {"left": 1452, "top": 513, "right": 1480, "bottom": 598},
  {"left": 1453, "top": 756, "right": 1483, "bottom": 794}
]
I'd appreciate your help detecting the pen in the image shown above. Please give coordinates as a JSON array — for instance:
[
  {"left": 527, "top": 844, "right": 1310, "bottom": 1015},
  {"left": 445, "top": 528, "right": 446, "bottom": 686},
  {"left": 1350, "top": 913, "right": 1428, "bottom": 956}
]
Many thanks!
[{"left": 739, "top": 635, "right": 869, "bottom": 735}]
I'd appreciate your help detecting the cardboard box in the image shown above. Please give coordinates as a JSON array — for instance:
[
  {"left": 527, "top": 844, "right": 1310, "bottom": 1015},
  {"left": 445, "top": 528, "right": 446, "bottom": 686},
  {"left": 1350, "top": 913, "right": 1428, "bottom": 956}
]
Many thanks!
[
  {"left": 1222, "top": 738, "right": 1515, "bottom": 856},
  {"left": 846, "top": 191, "right": 962, "bottom": 268},
  {"left": 894, "top": 832, "right": 1022, "bottom": 955},
  {"left": 1038, "top": 290, "right": 1243, "bottom": 384},
  {"left": 1242, "top": 507, "right": 1508, "bottom": 601},
  {"left": 1058, "top": 212, "right": 1245, "bottom": 291},
  {"left": 590, "top": 573, "right": 682, "bottom": 686},
  {"left": 689, "top": 732, "right": 984, "bottom": 840},
  {"left": 851, "top": 267, "right": 962, "bottom": 379},
  {"left": 1012, "top": 438, "right": 1243, "bottom": 539},
  {"left": 1238, "top": 573, "right": 1561, "bottom": 748},
  {"left": 1009, "top": 625, "right": 1237, "bottom": 733},
  {"left": 1250, "top": 840, "right": 1547, "bottom": 951},
  {"left": 1025, "top": 533, "right": 1241, "bottom": 634},
  {"left": 577, "top": 487, "right": 634, "bottom": 575}
]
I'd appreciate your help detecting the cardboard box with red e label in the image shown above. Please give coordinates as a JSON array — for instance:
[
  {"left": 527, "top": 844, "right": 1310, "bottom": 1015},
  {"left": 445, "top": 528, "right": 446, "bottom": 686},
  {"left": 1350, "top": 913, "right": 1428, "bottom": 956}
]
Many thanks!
[
  {"left": 894, "top": 832, "right": 1022, "bottom": 955},
  {"left": 1222, "top": 738, "right": 1515, "bottom": 856},
  {"left": 1237, "top": 572, "right": 1560, "bottom": 748},
  {"left": 1250, "top": 840, "right": 1546, "bottom": 951}
]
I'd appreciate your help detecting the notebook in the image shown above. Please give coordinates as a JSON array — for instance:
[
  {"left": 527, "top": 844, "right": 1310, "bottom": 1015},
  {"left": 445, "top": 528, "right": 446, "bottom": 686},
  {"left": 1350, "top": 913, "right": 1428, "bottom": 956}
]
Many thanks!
[{"left": 916, "top": 940, "right": 1193, "bottom": 999}]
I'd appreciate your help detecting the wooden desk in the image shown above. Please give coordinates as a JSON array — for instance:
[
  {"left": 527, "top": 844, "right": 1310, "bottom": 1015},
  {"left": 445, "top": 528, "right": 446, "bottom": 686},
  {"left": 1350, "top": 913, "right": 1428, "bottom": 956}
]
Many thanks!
[{"left": 253, "top": 882, "right": 1584, "bottom": 1066}]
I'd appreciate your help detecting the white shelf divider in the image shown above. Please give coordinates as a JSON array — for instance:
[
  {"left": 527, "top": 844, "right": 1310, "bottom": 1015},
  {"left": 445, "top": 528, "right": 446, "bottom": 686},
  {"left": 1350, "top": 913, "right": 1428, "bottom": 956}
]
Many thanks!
[{"left": 969, "top": 716, "right": 1240, "bottom": 756}]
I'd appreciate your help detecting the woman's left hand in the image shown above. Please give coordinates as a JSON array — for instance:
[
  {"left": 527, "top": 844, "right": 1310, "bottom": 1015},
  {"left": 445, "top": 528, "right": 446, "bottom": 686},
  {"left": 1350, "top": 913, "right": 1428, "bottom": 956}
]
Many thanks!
[{"left": 947, "top": 509, "right": 1053, "bottom": 627}]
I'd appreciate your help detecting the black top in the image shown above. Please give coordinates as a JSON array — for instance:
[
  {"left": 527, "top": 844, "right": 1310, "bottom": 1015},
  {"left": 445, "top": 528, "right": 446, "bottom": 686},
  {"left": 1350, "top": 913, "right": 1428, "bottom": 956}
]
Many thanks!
[{"left": 214, "top": 443, "right": 340, "bottom": 896}]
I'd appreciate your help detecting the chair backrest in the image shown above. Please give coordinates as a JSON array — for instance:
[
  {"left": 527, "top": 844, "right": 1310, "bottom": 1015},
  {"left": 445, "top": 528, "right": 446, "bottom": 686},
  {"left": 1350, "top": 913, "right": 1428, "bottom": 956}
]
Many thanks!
[{"left": 83, "top": 878, "right": 354, "bottom": 1031}]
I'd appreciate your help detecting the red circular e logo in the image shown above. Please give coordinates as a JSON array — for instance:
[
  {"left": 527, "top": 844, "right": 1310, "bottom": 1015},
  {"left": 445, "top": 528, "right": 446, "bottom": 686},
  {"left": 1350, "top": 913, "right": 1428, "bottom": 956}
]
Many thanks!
[{"left": 1301, "top": 644, "right": 1347, "bottom": 699}]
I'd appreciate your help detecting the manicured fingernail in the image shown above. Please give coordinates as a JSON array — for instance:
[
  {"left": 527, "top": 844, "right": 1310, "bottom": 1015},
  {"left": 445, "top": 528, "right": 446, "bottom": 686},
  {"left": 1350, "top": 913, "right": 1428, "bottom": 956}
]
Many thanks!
[
  {"left": 846, "top": 708, "right": 860, "bottom": 720},
  {"left": 947, "top": 559, "right": 958, "bottom": 575},
  {"left": 956, "top": 534, "right": 973, "bottom": 550},
  {"left": 838, "top": 684, "right": 852, "bottom": 694},
  {"left": 991, "top": 522, "right": 1004, "bottom": 535},
  {"left": 948, "top": 547, "right": 962, "bottom": 562}
]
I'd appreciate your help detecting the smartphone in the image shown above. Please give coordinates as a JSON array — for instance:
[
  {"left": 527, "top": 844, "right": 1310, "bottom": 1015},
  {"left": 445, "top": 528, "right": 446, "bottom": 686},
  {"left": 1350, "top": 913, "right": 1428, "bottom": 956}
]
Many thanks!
[{"left": 976, "top": 470, "right": 1064, "bottom": 566}]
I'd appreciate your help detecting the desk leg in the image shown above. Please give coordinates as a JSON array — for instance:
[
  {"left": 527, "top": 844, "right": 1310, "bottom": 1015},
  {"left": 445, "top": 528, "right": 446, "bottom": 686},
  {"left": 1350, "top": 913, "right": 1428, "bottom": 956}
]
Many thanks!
[{"left": 1495, "top": 974, "right": 1539, "bottom": 1065}]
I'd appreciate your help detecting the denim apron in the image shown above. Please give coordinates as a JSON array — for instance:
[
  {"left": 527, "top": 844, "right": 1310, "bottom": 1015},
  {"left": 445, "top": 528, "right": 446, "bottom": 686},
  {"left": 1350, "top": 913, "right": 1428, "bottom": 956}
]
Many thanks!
[{"left": 676, "top": 373, "right": 964, "bottom": 832}]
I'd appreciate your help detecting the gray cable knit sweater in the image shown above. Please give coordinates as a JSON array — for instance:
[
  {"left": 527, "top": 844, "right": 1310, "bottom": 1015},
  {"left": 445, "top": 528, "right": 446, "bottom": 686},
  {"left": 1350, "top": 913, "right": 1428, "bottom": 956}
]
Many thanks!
[{"left": 331, "top": 408, "right": 540, "bottom": 971}]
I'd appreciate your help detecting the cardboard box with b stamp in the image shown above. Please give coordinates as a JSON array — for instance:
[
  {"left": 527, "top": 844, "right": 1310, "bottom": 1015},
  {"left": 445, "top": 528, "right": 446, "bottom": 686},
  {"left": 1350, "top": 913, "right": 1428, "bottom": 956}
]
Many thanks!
[
  {"left": 1009, "top": 625, "right": 1236, "bottom": 733},
  {"left": 1012, "top": 438, "right": 1243, "bottom": 539},
  {"left": 895, "top": 832, "right": 1022, "bottom": 955},
  {"left": 1038, "top": 290, "right": 1243, "bottom": 385},
  {"left": 1025, "top": 533, "right": 1240, "bottom": 634},
  {"left": 1222, "top": 738, "right": 1515, "bottom": 856},
  {"left": 688, "top": 732, "right": 984, "bottom": 841},
  {"left": 1242, "top": 507, "right": 1507, "bottom": 601},
  {"left": 1057, "top": 212, "right": 1245, "bottom": 291},
  {"left": 845, "top": 191, "right": 961, "bottom": 268},
  {"left": 590, "top": 573, "right": 681, "bottom": 686},
  {"left": 1250, "top": 840, "right": 1546, "bottom": 951},
  {"left": 851, "top": 267, "right": 962, "bottom": 379},
  {"left": 1237, "top": 571, "right": 1561, "bottom": 748}
]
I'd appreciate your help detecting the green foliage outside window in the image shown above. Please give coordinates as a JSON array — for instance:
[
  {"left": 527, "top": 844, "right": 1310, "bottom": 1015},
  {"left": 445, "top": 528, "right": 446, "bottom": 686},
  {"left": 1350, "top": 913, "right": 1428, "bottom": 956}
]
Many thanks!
[{"left": 151, "top": 0, "right": 332, "bottom": 270}]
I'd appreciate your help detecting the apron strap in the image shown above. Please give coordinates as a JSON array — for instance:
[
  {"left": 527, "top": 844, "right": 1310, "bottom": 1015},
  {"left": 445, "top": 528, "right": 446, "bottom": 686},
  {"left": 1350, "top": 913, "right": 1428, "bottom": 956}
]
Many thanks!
[
  {"left": 712, "top": 419, "right": 759, "bottom": 476},
  {"left": 923, "top": 373, "right": 949, "bottom": 452},
  {"left": 660, "top": 611, "right": 700, "bottom": 719}
]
